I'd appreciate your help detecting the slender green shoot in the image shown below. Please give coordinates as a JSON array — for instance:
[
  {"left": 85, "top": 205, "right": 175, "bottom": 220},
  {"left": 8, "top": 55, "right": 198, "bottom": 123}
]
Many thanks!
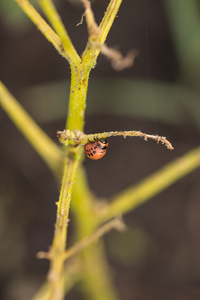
[
  {"left": 39, "top": 0, "right": 81, "bottom": 66},
  {"left": 97, "top": 146, "right": 200, "bottom": 222},
  {"left": 14, "top": 0, "right": 67, "bottom": 58},
  {"left": 0, "top": 82, "right": 63, "bottom": 175}
]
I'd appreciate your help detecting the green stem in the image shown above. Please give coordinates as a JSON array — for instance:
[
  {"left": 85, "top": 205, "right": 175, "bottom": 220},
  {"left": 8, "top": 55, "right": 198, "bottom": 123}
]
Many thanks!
[
  {"left": 81, "top": 242, "right": 120, "bottom": 300},
  {"left": 39, "top": 0, "right": 81, "bottom": 66},
  {"left": 45, "top": 41, "right": 90, "bottom": 300},
  {"left": 72, "top": 168, "right": 120, "bottom": 300},
  {"left": 99, "top": 0, "right": 123, "bottom": 44},
  {"left": 82, "top": 0, "right": 123, "bottom": 70},
  {"left": 66, "top": 66, "right": 89, "bottom": 131},
  {"left": 47, "top": 1, "right": 125, "bottom": 298},
  {"left": 63, "top": 217, "right": 124, "bottom": 260},
  {"left": 97, "top": 146, "right": 200, "bottom": 223},
  {"left": 0, "top": 82, "right": 63, "bottom": 175},
  {"left": 13, "top": 1, "right": 126, "bottom": 299},
  {"left": 32, "top": 259, "right": 83, "bottom": 300},
  {"left": 14, "top": 0, "right": 66, "bottom": 58},
  {"left": 47, "top": 148, "right": 81, "bottom": 300}
]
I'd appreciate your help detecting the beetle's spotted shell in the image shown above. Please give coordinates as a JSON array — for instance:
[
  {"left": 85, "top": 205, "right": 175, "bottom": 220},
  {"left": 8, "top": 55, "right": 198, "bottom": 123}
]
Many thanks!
[{"left": 84, "top": 139, "right": 108, "bottom": 160}]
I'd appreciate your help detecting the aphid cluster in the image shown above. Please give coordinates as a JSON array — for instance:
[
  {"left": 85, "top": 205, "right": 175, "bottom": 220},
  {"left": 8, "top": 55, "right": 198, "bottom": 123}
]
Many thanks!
[{"left": 84, "top": 138, "right": 108, "bottom": 160}]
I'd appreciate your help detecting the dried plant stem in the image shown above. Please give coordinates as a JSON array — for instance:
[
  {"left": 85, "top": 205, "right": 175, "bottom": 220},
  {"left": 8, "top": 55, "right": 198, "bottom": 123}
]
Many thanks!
[
  {"left": 82, "top": 0, "right": 123, "bottom": 68},
  {"left": 57, "top": 129, "right": 174, "bottom": 150},
  {"left": 85, "top": 131, "right": 174, "bottom": 150},
  {"left": 81, "top": 0, "right": 136, "bottom": 70}
]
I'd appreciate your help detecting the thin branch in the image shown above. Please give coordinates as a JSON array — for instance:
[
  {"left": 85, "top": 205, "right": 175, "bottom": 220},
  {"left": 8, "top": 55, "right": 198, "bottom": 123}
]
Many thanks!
[
  {"left": 37, "top": 217, "right": 125, "bottom": 260},
  {"left": 39, "top": 0, "right": 81, "bottom": 66},
  {"left": 46, "top": 150, "right": 81, "bottom": 300},
  {"left": 80, "top": 0, "right": 138, "bottom": 71},
  {"left": 80, "top": 0, "right": 99, "bottom": 39},
  {"left": 14, "top": 0, "right": 67, "bottom": 58},
  {"left": 57, "top": 129, "right": 174, "bottom": 150},
  {"left": 71, "top": 168, "right": 121, "bottom": 300},
  {"left": 0, "top": 82, "right": 63, "bottom": 175},
  {"left": 97, "top": 146, "right": 200, "bottom": 223},
  {"left": 63, "top": 217, "right": 125, "bottom": 260},
  {"left": 99, "top": 0, "right": 123, "bottom": 44},
  {"left": 81, "top": 0, "right": 123, "bottom": 45},
  {"left": 81, "top": 0, "right": 132, "bottom": 71},
  {"left": 32, "top": 259, "right": 83, "bottom": 300}
]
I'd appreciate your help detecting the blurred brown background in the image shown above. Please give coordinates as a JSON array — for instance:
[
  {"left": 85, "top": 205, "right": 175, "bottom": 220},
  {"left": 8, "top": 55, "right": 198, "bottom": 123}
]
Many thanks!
[{"left": 1, "top": 0, "right": 200, "bottom": 299}]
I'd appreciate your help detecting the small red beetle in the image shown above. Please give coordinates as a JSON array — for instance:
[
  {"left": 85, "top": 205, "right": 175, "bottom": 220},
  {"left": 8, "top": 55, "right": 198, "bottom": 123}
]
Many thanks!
[{"left": 84, "top": 138, "right": 108, "bottom": 160}]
